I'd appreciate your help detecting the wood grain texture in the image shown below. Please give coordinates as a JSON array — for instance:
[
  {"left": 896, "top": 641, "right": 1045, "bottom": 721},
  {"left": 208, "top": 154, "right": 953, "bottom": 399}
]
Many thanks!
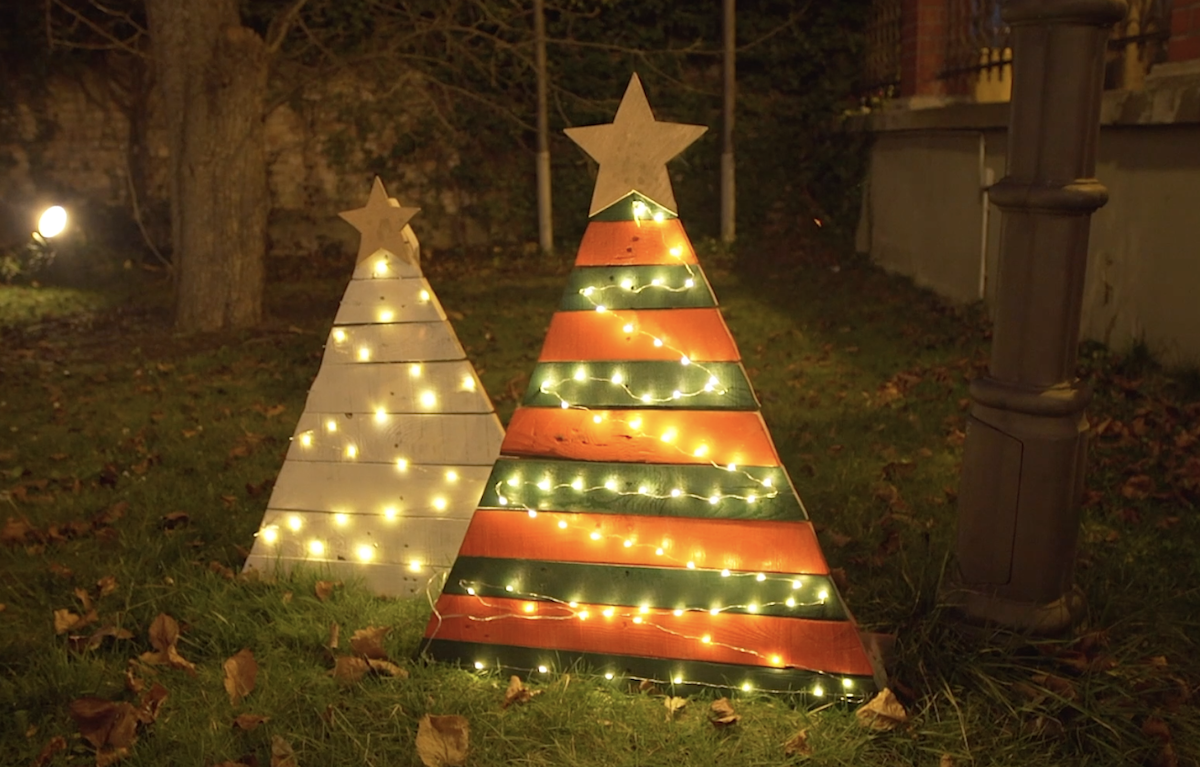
[
  {"left": 320, "top": 321, "right": 466, "bottom": 364},
  {"left": 333, "top": 277, "right": 445, "bottom": 325},
  {"left": 266, "top": 462, "right": 495, "bottom": 514},
  {"left": 538, "top": 309, "right": 738, "bottom": 362},
  {"left": 286, "top": 412, "right": 504, "bottom": 465},
  {"left": 305, "top": 361, "right": 493, "bottom": 414},
  {"left": 574, "top": 219, "right": 697, "bottom": 266}
]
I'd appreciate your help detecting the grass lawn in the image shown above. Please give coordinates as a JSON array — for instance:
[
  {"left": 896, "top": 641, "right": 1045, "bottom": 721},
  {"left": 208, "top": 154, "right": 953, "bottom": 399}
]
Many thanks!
[{"left": 1, "top": 235, "right": 1197, "bottom": 767}]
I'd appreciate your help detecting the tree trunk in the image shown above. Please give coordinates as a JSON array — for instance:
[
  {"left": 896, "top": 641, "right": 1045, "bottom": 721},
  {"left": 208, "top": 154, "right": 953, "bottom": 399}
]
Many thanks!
[{"left": 144, "top": 0, "right": 268, "bottom": 331}]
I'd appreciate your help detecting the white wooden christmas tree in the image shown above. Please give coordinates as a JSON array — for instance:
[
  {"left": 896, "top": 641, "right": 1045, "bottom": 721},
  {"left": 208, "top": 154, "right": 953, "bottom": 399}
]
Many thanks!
[{"left": 244, "top": 177, "right": 504, "bottom": 595}]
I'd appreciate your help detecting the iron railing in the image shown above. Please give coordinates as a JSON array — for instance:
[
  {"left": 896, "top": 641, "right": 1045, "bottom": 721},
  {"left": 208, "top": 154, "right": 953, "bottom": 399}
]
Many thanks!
[{"left": 862, "top": 0, "right": 902, "bottom": 98}]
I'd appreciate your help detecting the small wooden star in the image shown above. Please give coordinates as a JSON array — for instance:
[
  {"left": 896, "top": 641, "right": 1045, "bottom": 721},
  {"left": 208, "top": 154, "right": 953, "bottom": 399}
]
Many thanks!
[
  {"left": 338, "top": 177, "right": 420, "bottom": 264},
  {"left": 565, "top": 73, "right": 706, "bottom": 216}
]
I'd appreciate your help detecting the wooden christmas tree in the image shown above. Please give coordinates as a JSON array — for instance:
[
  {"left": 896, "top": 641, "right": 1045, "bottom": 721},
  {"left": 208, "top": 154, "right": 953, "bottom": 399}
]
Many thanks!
[
  {"left": 418, "top": 76, "right": 878, "bottom": 699},
  {"left": 244, "top": 178, "right": 504, "bottom": 596}
]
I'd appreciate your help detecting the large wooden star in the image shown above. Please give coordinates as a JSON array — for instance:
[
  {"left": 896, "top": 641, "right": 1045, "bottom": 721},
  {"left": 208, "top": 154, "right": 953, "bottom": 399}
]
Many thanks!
[
  {"left": 565, "top": 73, "right": 707, "bottom": 217},
  {"left": 338, "top": 177, "right": 420, "bottom": 264}
]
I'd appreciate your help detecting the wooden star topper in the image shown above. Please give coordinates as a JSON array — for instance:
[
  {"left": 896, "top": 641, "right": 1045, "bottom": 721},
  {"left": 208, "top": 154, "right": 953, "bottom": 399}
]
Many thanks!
[
  {"left": 338, "top": 176, "right": 420, "bottom": 264},
  {"left": 565, "top": 73, "right": 706, "bottom": 217}
]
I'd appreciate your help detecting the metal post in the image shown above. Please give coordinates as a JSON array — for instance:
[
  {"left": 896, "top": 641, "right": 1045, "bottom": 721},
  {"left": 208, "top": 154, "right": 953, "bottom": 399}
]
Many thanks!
[
  {"left": 535, "top": 0, "right": 553, "bottom": 254},
  {"left": 950, "top": 0, "right": 1127, "bottom": 632},
  {"left": 720, "top": 0, "right": 735, "bottom": 243}
]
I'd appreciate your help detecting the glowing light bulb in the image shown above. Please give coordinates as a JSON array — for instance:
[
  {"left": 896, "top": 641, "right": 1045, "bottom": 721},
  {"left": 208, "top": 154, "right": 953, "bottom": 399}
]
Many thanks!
[
  {"left": 652, "top": 337, "right": 663, "bottom": 347},
  {"left": 655, "top": 547, "right": 664, "bottom": 555},
  {"left": 523, "top": 603, "right": 535, "bottom": 614},
  {"left": 379, "top": 310, "right": 394, "bottom": 322},
  {"left": 569, "top": 601, "right": 578, "bottom": 608},
  {"left": 345, "top": 445, "right": 358, "bottom": 459},
  {"left": 818, "top": 589, "right": 829, "bottom": 601},
  {"left": 610, "top": 371, "right": 624, "bottom": 385},
  {"left": 573, "top": 367, "right": 587, "bottom": 382},
  {"left": 593, "top": 414, "right": 603, "bottom": 425},
  {"left": 640, "top": 394, "right": 652, "bottom": 404},
  {"left": 670, "top": 488, "right": 681, "bottom": 497},
  {"left": 792, "top": 579, "right": 802, "bottom": 589},
  {"left": 308, "top": 540, "right": 324, "bottom": 556},
  {"left": 812, "top": 685, "right": 824, "bottom": 698},
  {"left": 727, "top": 463, "right": 737, "bottom": 472},
  {"left": 505, "top": 585, "right": 514, "bottom": 592},
  {"left": 622, "top": 323, "right": 634, "bottom": 334},
  {"left": 462, "top": 375, "right": 476, "bottom": 391},
  {"left": 843, "top": 678, "right": 854, "bottom": 688},
  {"left": 721, "top": 569, "right": 731, "bottom": 577},
  {"left": 419, "top": 391, "right": 436, "bottom": 408},
  {"left": 673, "top": 609, "right": 683, "bottom": 616},
  {"left": 419, "top": 290, "right": 430, "bottom": 302},
  {"left": 432, "top": 497, "right": 447, "bottom": 511},
  {"left": 708, "top": 494, "right": 720, "bottom": 505},
  {"left": 396, "top": 458, "right": 409, "bottom": 471},
  {"left": 334, "top": 513, "right": 348, "bottom": 526},
  {"left": 287, "top": 516, "right": 302, "bottom": 531},
  {"left": 684, "top": 278, "right": 694, "bottom": 288},
  {"left": 409, "top": 560, "right": 422, "bottom": 572},
  {"left": 374, "top": 259, "right": 388, "bottom": 276},
  {"left": 506, "top": 477, "right": 519, "bottom": 487},
  {"left": 589, "top": 531, "right": 602, "bottom": 541},
  {"left": 710, "top": 607, "right": 720, "bottom": 615},
  {"left": 38, "top": 206, "right": 67, "bottom": 238},
  {"left": 621, "top": 278, "right": 634, "bottom": 290},
  {"left": 756, "top": 573, "right": 766, "bottom": 582},
  {"left": 560, "top": 401, "right": 570, "bottom": 409},
  {"left": 637, "top": 485, "right": 649, "bottom": 495},
  {"left": 358, "top": 347, "right": 371, "bottom": 361},
  {"left": 673, "top": 675, "right": 683, "bottom": 684},
  {"left": 633, "top": 616, "right": 642, "bottom": 624},
  {"left": 326, "top": 419, "right": 337, "bottom": 433},
  {"left": 741, "top": 682, "right": 752, "bottom": 692},
  {"left": 628, "top": 417, "right": 642, "bottom": 430},
  {"left": 497, "top": 494, "right": 508, "bottom": 505},
  {"left": 579, "top": 611, "right": 589, "bottom": 620},
  {"left": 623, "top": 539, "right": 633, "bottom": 548},
  {"left": 356, "top": 544, "right": 374, "bottom": 562},
  {"left": 747, "top": 494, "right": 757, "bottom": 503},
  {"left": 669, "top": 246, "right": 682, "bottom": 257},
  {"left": 333, "top": 329, "right": 346, "bottom": 343},
  {"left": 604, "top": 479, "right": 618, "bottom": 491},
  {"left": 672, "top": 390, "right": 682, "bottom": 399},
  {"left": 410, "top": 364, "right": 422, "bottom": 377},
  {"left": 474, "top": 662, "right": 485, "bottom": 670},
  {"left": 653, "top": 212, "right": 665, "bottom": 223},
  {"left": 261, "top": 527, "right": 278, "bottom": 544},
  {"left": 693, "top": 445, "right": 708, "bottom": 457},
  {"left": 374, "top": 408, "right": 387, "bottom": 423},
  {"left": 661, "top": 428, "right": 676, "bottom": 443},
  {"left": 537, "top": 478, "right": 551, "bottom": 491},
  {"left": 786, "top": 597, "right": 796, "bottom": 607},
  {"left": 571, "top": 477, "right": 584, "bottom": 491},
  {"left": 446, "top": 470, "right": 458, "bottom": 482},
  {"left": 537, "top": 665, "right": 548, "bottom": 673},
  {"left": 651, "top": 277, "right": 663, "bottom": 286},
  {"left": 763, "top": 477, "right": 774, "bottom": 488},
  {"left": 770, "top": 655, "right": 782, "bottom": 666},
  {"left": 680, "top": 355, "right": 690, "bottom": 366},
  {"left": 686, "top": 561, "right": 695, "bottom": 569},
  {"left": 527, "top": 510, "right": 537, "bottom": 518},
  {"left": 701, "top": 635, "right": 711, "bottom": 644},
  {"left": 748, "top": 603, "right": 759, "bottom": 613},
  {"left": 595, "top": 305, "right": 607, "bottom": 313},
  {"left": 602, "top": 607, "right": 614, "bottom": 618},
  {"left": 558, "top": 520, "right": 568, "bottom": 529},
  {"left": 299, "top": 433, "right": 312, "bottom": 447},
  {"left": 581, "top": 286, "right": 595, "bottom": 297},
  {"left": 383, "top": 506, "right": 397, "bottom": 520},
  {"left": 604, "top": 672, "right": 614, "bottom": 680}
]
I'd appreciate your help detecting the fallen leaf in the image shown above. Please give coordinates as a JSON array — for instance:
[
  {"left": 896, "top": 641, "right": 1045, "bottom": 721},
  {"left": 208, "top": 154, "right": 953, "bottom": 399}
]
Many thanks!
[
  {"left": 940, "top": 756, "right": 956, "bottom": 767},
  {"left": 233, "top": 713, "right": 270, "bottom": 731},
  {"left": 637, "top": 678, "right": 661, "bottom": 695},
  {"left": 350, "top": 626, "right": 391, "bottom": 659},
  {"left": 330, "top": 656, "right": 369, "bottom": 684},
  {"left": 271, "top": 734, "right": 298, "bottom": 767},
  {"left": 1, "top": 516, "right": 35, "bottom": 545},
  {"left": 224, "top": 648, "right": 258, "bottom": 706},
  {"left": 416, "top": 714, "right": 470, "bottom": 767},
  {"left": 139, "top": 613, "right": 196, "bottom": 674},
  {"left": 68, "top": 698, "right": 140, "bottom": 750},
  {"left": 32, "top": 735, "right": 67, "bottom": 766},
  {"left": 709, "top": 697, "right": 740, "bottom": 727},
  {"left": 137, "top": 683, "right": 168, "bottom": 724},
  {"left": 1030, "top": 672, "right": 1078, "bottom": 702},
  {"left": 314, "top": 580, "right": 341, "bottom": 602},
  {"left": 783, "top": 729, "right": 812, "bottom": 756},
  {"left": 366, "top": 658, "right": 409, "bottom": 678},
  {"left": 856, "top": 688, "right": 908, "bottom": 730},
  {"left": 54, "top": 608, "right": 81, "bottom": 634},
  {"left": 74, "top": 587, "right": 95, "bottom": 612},
  {"left": 97, "top": 575, "right": 119, "bottom": 597},
  {"left": 1121, "top": 474, "right": 1155, "bottom": 500},
  {"left": 76, "top": 624, "right": 135, "bottom": 652},
  {"left": 664, "top": 696, "right": 687, "bottom": 720},
  {"left": 502, "top": 675, "right": 541, "bottom": 708}
]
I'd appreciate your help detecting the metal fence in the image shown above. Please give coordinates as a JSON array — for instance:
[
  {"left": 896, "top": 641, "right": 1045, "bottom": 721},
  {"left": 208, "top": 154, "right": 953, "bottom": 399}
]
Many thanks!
[{"left": 862, "top": 0, "right": 902, "bottom": 98}]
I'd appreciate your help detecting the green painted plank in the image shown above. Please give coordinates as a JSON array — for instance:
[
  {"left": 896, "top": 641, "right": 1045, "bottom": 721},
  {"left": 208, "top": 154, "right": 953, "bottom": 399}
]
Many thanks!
[
  {"left": 418, "top": 639, "right": 876, "bottom": 702},
  {"left": 523, "top": 361, "right": 757, "bottom": 410},
  {"left": 480, "top": 458, "right": 807, "bottom": 521},
  {"left": 560, "top": 265, "right": 716, "bottom": 311},
  {"left": 442, "top": 557, "right": 847, "bottom": 620},
  {"left": 590, "top": 192, "right": 678, "bottom": 222}
]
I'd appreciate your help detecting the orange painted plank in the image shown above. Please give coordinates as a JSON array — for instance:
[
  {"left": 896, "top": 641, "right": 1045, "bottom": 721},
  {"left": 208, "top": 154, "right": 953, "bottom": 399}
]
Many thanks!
[
  {"left": 500, "top": 408, "right": 780, "bottom": 467},
  {"left": 575, "top": 220, "right": 698, "bottom": 267},
  {"left": 458, "top": 510, "right": 830, "bottom": 575},
  {"left": 538, "top": 309, "right": 738, "bottom": 363},
  {"left": 426, "top": 594, "right": 874, "bottom": 676}
]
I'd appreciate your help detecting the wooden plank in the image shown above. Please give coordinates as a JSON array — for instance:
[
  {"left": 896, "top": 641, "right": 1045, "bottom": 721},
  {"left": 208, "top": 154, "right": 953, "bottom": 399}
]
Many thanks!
[
  {"left": 320, "top": 321, "right": 466, "bottom": 364},
  {"left": 286, "top": 412, "right": 504, "bottom": 465},
  {"left": 522, "top": 360, "right": 756, "bottom": 410},
  {"left": 243, "top": 555, "right": 449, "bottom": 598},
  {"left": 426, "top": 594, "right": 876, "bottom": 676},
  {"left": 440, "top": 556, "right": 845, "bottom": 620},
  {"left": 249, "top": 508, "right": 470, "bottom": 568},
  {"left": 456, "top": 511, "right": 827, "bottom": 574},
  {"left": 501, "top": 408, "right": 780, "bottom": 467},
  {"left": 333, "top": 277, "right": 446, "bottom": 325},
  {"left": 350, "top": 233, "right": 422, "bottom": 280},
  {"left": 305, "top": 361, "right": 495, "bottom": 415},
  {"left": 538, "top": 309, "right": 738, "bottom": 363},
  {"left": 559, "top": 265, "right": 715, "bottom": 311},
  {"left": 574, "top": 219, "right": 697, "bottom": 266},
  {"left": 266, "top": 462, "right": 495, "bottom": 515}
]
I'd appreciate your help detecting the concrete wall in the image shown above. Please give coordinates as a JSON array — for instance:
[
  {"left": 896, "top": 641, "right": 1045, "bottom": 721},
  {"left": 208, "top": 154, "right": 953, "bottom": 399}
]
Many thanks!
[{"left": 854, "top": 66, "right": 1200, "bottom": 366}]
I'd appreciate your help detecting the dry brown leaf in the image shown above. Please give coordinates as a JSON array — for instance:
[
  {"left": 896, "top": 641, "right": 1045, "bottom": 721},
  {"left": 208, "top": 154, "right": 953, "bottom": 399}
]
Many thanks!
[
  {"left": 1031, "top": 672, "right": 1078, "bottom": 702},
  {"left": 54, "top": 608, "right": 81, "bottom": 634},
  {"left": 137, "top": 683, "right": 168, "bottom": 724},
  {"left": 97, "top": 575, "right": 119, "bottom": 597},
  {"left": 161, "top": 511, "right": 190, "bottom": 530},
  {"left": 709, "top": 697, "right": 740, "bottom": 727},
  {"left": 233, "top": 713, "right": 270, "bottom": 731},
  {"left": 271, "top": 734, "right": 298, "bottom": 767},
  {"left": 350, "top": 626, "right": 390, "bottom": 659},
  {"left": 77, "top": 625, "right": 135, "bottom": 652},
  {"left": 68, "top": 698, "right": 140, "bottom": 751},
  {"left": 502, "top": 675, "right": 541, "bottom": 708},
  {"left": 939, "top": 756, "right": 956, "bottom": 767},
  {"left": 366, "top": 658, "right": 409, "bottom": 678},
  {"left": 1, "top": 516, "right": 35, "bottom": 545},
  {"left": 139, "top": 613, "right": 196, "bottom": 675},
  {"left": 637, "top": 678, "right": 661, "bottom": 695},
  {"left": 32, "top": 735, "right": 67, "bottom": 767},
  {"left": 784, "top": 729, "right": 812, "bottom": 757},
  {"left": 223, "top": 648, "right": 258, "bottom": 706},
  {"left": 330, "top": 656, "right": 369, "bottom": 684},
  {"left": 664, "top": 696, "right": 687, "bottom": 720},
  {"left": 856, "top": 688, "right": 909, "bottom": 731},
  {"left": 95, "top": 746, "right": 132, "bottom": 767},
  {"left": 416, "top": 714, "right": 470, "bottom": 767},
  {"left": 315, "top": 580, "right": 341, "bottom": 602},
  {"left": 74, "top": 587, "right": 94, "bottom": 612}
]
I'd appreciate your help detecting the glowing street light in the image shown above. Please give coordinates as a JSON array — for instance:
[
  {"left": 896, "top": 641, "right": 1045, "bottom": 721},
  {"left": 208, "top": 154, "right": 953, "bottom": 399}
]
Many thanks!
[{"left": 37, "top": 206, "right": 67, "bottom": 239}]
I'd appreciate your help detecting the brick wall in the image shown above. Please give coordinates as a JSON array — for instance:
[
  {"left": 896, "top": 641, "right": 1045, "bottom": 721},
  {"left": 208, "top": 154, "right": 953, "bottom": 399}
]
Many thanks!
[
  {"left": 1169, "top": 1, "right": 1200, "bottom": 62},
  {"left": 900, "top": 0, "right": 948, "bottom": 97}
]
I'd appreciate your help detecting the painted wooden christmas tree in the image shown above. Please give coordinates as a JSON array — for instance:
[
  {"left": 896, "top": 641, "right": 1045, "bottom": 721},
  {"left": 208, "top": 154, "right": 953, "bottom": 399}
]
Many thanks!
[
  {"left": 418, "top": 76, "right": 878, "bottom": 699},
  {"left": 244, "top": 178, "right": 504, "bottom": 596}
]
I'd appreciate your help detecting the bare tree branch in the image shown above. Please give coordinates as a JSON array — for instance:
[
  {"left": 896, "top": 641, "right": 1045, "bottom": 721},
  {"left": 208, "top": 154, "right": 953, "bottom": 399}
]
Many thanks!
[{"left": 266, "top": 0, "right": 309, "bottom": 55}]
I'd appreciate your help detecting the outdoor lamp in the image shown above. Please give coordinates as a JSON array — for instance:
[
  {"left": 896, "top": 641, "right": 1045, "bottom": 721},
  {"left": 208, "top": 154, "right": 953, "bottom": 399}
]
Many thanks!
[{"left": 37, "top": 206, "right": 68, "bottom": 238}]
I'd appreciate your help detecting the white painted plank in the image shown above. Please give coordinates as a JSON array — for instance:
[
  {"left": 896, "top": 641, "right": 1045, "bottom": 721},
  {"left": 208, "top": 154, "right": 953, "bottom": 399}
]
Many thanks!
[
  {"left": 334, "top": 277, "right": 446, "bottom": 325},
  {"left": 286, "top": 412, "right": 504, "bottom": 465},
  {"left": 352, "top": 234, "right": 422, "bottom": 280},
  {"left": 320, "top": 321, "right": 465, "bottom": 364},
  {"left": 242, "top": 553, "right": 448, "bottom": 598},
  {"left": 304, "top": 361, "right": 493, "bottom": 415},
  {"left": 265, "top": 462, "right": 494, "bottom": 516},
  {"left": 250, "top": 508, "right": 469, "bottom": 566}
]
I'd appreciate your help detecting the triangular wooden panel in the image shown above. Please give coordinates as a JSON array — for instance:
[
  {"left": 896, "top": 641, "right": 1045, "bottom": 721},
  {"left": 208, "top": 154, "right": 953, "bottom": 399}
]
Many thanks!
[
  {"left": 244, "top": 211, "right": 504, "bottom": 596},
  {"left": 419, "top": 193, "right": 880, "bottom": 701}
]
